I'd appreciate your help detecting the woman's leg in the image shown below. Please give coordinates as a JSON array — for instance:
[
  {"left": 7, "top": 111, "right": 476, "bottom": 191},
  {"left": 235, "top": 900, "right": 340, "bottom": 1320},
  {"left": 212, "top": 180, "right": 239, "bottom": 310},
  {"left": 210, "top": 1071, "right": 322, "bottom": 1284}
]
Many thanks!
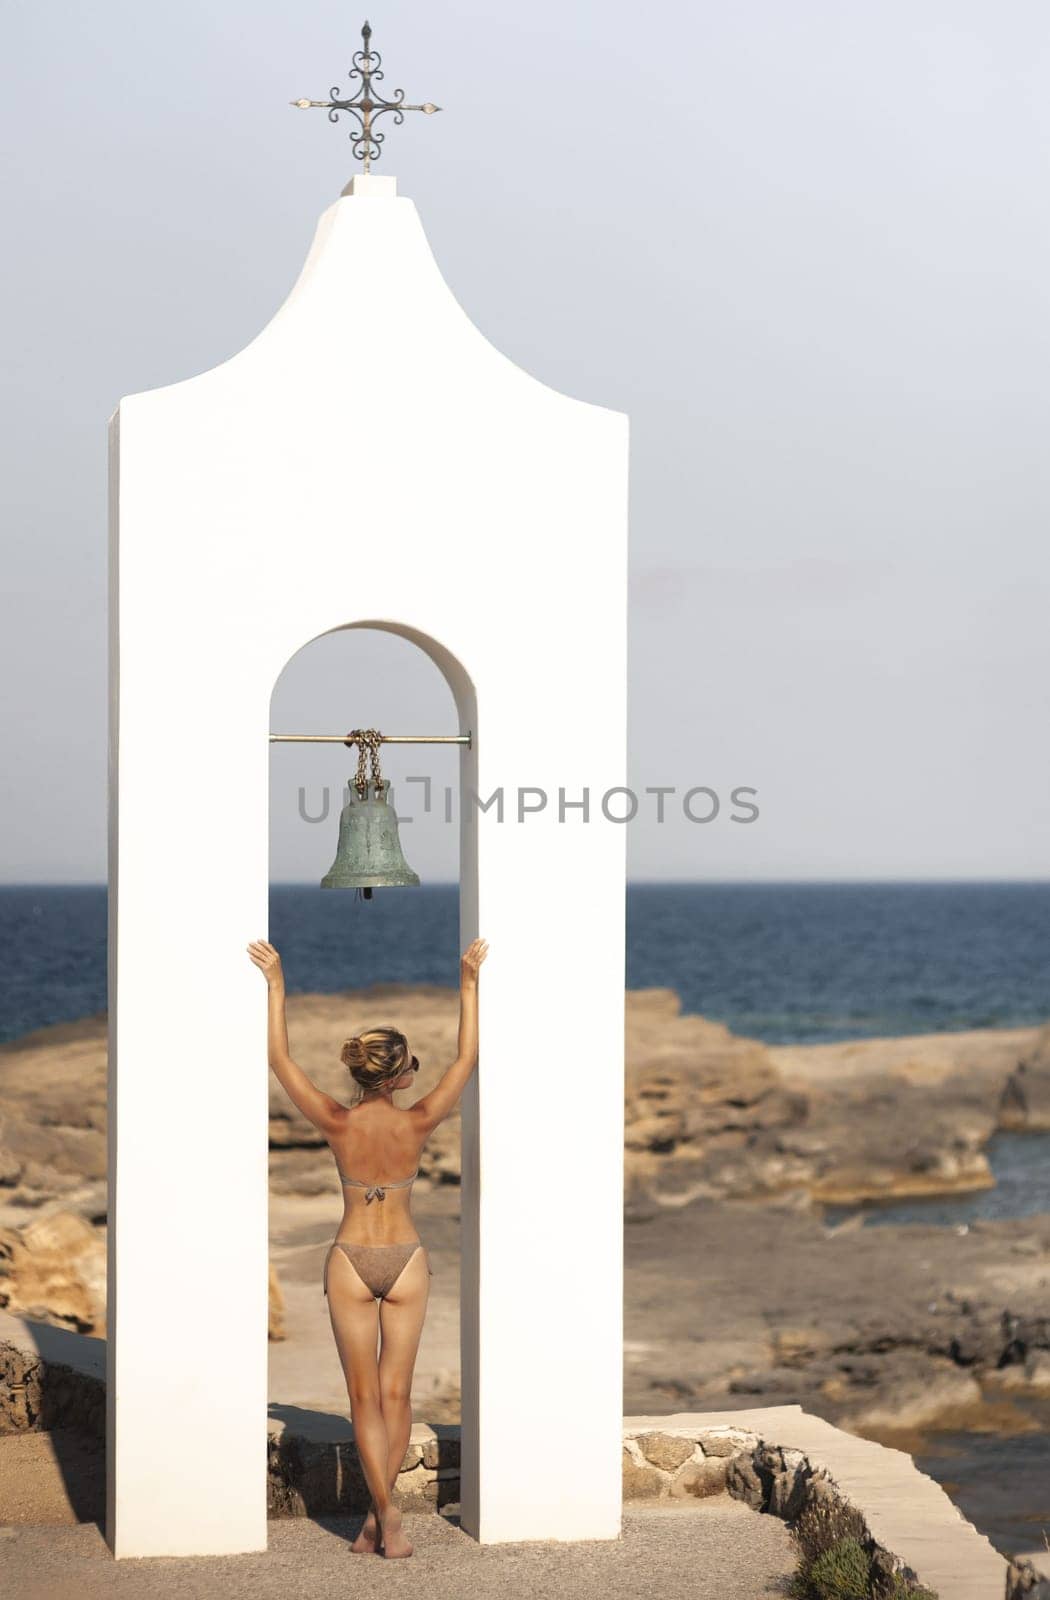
[
  {"left": 374, "top": 1248, "right": 431, "bottom": 1558},
  {"left": 324, "top": 1248, "right": 393, "bottom": 1532},
  {"left": 379, "top": 1249, "right": 430, "bottom": 1482}
]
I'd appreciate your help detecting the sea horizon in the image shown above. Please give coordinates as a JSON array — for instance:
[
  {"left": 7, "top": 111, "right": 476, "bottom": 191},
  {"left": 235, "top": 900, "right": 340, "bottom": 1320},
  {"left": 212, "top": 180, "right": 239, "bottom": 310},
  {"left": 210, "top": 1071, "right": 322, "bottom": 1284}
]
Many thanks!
[
  {"left": 5, "top": 876, "right": 1050, "bottom": 886},
  {"left": 2, "top": 880, "right": 1048, "bottom": 1049}
]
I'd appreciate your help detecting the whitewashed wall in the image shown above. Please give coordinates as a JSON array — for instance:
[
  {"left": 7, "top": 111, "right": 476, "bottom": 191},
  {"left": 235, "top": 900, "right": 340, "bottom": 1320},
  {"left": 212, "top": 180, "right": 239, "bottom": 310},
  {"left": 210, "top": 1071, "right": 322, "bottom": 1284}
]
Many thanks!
[{"left": 107, "top": 174, "right": 629, "bottom": 1556}]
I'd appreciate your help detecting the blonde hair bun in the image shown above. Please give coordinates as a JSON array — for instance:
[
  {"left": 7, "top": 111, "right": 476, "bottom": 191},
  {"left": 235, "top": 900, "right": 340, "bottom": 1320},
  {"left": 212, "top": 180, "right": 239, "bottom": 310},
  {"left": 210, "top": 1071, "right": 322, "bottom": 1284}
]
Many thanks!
[{"left": 340, "top": 1036, "right": 367, "bottom": 1070}]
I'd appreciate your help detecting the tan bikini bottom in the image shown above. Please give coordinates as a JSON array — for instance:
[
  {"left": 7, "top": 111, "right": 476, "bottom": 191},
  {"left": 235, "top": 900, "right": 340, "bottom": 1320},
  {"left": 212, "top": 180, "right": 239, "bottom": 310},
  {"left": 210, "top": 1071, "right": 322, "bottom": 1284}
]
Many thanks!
[{"left": 323, "top": 1239, "right": 433, "bottom": 1301}]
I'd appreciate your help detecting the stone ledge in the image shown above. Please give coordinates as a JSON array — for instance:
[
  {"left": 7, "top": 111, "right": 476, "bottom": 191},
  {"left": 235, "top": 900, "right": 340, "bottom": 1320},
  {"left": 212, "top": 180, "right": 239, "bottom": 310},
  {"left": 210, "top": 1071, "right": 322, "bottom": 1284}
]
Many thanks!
[
  {"left": 0, "top": 1310, "right": 105, "bottom": 1437},
  {"left": 267, "top": 1409, "right": 462, "bottom": 1517}
]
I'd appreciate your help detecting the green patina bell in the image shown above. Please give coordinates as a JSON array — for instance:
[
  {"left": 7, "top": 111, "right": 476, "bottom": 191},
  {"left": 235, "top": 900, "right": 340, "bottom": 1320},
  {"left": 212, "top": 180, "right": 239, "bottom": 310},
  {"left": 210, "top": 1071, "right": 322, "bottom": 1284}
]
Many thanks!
[{"left": 321, "top": 778, "right": 420, "bottom": 895}]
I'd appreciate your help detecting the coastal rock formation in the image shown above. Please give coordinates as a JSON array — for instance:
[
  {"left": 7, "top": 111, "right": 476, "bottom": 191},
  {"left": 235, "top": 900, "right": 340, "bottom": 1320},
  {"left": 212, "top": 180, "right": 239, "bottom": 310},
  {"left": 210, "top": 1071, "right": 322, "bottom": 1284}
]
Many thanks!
[
  {"left": 999, "top": 1023, "right": 1050, "bottom": 1130},
  {"left": 0, "top": 987, "right": 1042, "bottom": 1221},
  {"left": 624, "top": 990, "right": 811, "bottom": 1204},
  {"left": 0, "top": 1015, "right": 107, "bottom": 1212},
  {"left": 625, "top": 992, "right": 1031, "bottom": 1210},
  {"left": 767, "top": 1022, "right": 1037, "bottom": 1206},
  {"left": 0, "top": 1212, "right": 105, "bottom": 1333}
]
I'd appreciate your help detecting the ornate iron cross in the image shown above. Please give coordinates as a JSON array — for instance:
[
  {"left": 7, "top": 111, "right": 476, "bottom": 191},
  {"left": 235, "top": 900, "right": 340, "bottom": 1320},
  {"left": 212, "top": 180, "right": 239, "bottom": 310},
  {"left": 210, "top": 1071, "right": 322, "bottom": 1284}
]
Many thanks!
[{"left": 292, "top": 19, "right": 441, "bottom": 174}]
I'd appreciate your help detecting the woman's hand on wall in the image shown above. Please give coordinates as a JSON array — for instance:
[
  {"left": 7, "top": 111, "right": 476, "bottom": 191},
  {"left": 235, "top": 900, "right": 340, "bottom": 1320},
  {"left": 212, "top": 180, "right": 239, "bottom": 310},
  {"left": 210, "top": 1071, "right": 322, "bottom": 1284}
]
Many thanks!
[
  {"left": 460, "top": 937, "right": 488, "bottom": 989},
  {"left": 247, "top": 939, "right": 285, "bottom": 990}
]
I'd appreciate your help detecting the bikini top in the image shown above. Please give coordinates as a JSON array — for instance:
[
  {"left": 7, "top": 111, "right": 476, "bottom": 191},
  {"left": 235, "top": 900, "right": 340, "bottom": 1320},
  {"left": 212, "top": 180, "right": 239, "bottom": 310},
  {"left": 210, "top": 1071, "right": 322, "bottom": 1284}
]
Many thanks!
[{"left": 337, "top": 1166, "right": 419, "bottom": 1204}]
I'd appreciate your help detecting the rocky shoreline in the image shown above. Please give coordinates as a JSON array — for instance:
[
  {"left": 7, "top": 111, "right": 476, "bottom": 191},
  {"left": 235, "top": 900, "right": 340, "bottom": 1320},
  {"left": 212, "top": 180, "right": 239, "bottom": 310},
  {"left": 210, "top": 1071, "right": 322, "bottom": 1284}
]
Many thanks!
[
  {"left": 1, "top": 985, "right": 1049, "bottom": 1458},
  {"left": 626, "top": 992, "right": 1050, "bottom": 1210},
  {"left": 623, "top": 1194, "right": 1050, "bottom": 1448}
]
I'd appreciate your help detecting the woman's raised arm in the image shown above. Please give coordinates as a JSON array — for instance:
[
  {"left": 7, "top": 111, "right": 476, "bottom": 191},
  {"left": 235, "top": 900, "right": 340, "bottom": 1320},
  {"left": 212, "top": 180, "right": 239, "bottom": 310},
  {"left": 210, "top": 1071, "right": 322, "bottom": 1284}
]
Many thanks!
[
  {"left": 412, "top": 938, "right": 488, "bottom": 1135},
  {"left": 247, "top": 940, "right": 345, "bottom": 1134}
]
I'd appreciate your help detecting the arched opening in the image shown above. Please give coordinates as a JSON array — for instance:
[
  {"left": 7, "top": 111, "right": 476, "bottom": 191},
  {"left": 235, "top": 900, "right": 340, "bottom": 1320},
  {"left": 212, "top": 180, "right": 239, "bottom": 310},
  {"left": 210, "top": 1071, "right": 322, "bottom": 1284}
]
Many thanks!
[{"left": 264, "top": 619, "right": 478, "bottom": 1477}]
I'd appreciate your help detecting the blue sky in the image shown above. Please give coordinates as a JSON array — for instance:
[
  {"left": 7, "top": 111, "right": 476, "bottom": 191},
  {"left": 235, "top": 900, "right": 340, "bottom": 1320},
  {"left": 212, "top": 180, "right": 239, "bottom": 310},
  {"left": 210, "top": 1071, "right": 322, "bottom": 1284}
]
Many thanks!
[{"left": 4, "top": 1, "right": 1050, "bottom": 880}]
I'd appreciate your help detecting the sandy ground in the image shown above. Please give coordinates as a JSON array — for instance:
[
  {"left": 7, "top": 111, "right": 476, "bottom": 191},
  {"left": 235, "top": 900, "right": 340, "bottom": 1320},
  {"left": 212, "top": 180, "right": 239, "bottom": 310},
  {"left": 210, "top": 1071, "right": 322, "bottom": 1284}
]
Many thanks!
[
  {"left": 0, "top": 1431, "right": 105, "bottom": 1525},
  {"left": 0, "top": 1498, "right": 798, "bottom": 1600}
]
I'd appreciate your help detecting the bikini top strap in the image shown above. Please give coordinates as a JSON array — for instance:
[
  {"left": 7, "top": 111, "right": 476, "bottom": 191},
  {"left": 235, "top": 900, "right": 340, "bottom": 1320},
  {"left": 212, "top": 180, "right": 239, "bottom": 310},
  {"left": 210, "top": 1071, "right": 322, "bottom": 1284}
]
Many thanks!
[{"left": 337, "top": 1168, "right": 419, "bottom": 1203}]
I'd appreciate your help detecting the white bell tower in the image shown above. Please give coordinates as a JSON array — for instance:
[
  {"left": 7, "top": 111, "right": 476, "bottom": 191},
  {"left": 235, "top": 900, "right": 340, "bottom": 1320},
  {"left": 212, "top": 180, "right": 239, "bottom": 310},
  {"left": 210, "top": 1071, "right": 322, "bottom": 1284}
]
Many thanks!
[{"left": 107, "top": 26, "right": 629, "bottom": 1559}]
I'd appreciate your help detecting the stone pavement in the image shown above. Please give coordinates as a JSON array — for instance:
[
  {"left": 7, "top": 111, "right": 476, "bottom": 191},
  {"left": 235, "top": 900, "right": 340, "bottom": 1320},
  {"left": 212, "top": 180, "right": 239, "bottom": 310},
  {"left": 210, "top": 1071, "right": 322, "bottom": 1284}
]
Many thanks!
[{"left": 2, "top": 1498, "right": 797, "bottom": 1600}]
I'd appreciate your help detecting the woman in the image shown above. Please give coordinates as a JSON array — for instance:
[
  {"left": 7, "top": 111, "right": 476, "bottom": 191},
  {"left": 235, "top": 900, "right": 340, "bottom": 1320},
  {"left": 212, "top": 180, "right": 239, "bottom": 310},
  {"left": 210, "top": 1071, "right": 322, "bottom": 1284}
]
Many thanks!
[{"left": 247, "top": 933, "right": 488, "bottom": 1559}]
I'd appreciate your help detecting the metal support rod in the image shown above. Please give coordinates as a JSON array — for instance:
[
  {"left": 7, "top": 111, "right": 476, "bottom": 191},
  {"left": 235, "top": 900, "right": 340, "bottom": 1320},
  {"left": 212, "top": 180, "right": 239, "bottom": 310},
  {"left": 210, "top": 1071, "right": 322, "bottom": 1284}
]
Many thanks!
[{"left": 270, "top": 733, "right": 472, "bottom": 746}]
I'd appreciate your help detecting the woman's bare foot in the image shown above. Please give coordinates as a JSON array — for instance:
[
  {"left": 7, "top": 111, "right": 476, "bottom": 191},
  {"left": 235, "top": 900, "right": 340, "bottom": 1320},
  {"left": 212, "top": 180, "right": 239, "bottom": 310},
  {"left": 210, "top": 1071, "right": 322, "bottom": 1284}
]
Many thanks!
[
  {"left": 377, "top": 1501, "right": 413, "bottom": 1558},
  {"left": 349, "top": 1506, "right": 378, "bottom": 1553}
]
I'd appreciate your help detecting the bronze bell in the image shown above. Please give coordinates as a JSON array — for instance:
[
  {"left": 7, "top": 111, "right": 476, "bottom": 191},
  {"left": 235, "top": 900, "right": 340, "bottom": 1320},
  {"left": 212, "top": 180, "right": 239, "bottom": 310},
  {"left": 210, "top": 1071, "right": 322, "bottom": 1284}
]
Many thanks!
[{"left": 321, "top": 778, "right": 421, "bottom": 896}]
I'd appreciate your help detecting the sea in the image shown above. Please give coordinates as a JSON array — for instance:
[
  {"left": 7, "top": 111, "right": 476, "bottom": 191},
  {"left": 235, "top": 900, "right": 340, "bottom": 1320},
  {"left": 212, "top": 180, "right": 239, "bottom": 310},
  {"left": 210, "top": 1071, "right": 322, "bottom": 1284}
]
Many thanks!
[{"left": 3, "top": 879, "right": 1050, "bottom": 1047}]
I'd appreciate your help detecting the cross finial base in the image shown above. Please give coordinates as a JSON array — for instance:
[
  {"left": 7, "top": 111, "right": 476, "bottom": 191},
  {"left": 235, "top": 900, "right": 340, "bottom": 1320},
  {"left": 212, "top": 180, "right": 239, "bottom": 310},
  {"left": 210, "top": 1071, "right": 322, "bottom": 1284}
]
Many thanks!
[{"left": 340, "top": 174, "right": 398, "bottom": 198}]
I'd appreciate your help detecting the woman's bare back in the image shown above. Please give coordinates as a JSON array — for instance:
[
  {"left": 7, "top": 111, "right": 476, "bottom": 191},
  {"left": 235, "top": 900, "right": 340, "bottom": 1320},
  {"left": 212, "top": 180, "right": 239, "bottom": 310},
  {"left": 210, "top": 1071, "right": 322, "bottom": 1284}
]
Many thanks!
[{"left": 329, "top": 1099, "right": 429, "bottom": 1246}]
